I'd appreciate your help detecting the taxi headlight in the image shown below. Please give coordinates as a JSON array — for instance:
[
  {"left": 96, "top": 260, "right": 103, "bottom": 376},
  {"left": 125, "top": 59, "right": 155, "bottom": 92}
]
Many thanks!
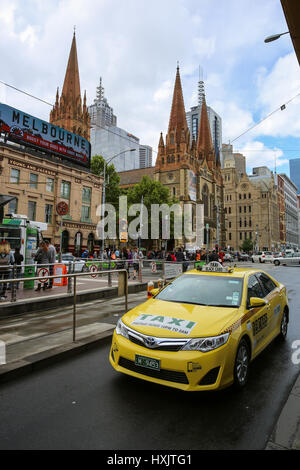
[
  {"left": 116, "top": 319, "right": 129, "bottom": 339},
  {"left": 181, "top": 333, "right": 230, "bottom": 352}
]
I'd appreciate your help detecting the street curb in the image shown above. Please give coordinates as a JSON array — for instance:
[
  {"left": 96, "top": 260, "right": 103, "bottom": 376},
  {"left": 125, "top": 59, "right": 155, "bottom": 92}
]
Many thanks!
[
  {"left": 265, "top": 373, "right": 300, "bottom": 450},
  {"left": 0, "top": 328, "right": 114, "bottom": 385}
]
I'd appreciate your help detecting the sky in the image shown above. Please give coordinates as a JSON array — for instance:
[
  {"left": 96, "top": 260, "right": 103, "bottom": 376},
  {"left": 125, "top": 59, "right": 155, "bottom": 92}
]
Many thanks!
[{"left": 0, "top": 0, "right": 299, "bottom": 177}]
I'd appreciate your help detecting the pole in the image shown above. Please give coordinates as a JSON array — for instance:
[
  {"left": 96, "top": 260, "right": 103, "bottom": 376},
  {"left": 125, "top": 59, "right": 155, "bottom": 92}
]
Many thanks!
[{"left": 101, "top": 162, "right": 106, "bottom": 260}]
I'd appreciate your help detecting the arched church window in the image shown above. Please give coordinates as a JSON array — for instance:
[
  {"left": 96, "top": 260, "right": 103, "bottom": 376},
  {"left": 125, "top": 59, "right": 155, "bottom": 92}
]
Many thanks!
[{"left": 202, "top": 184, "right": 209, "bottom": 218}]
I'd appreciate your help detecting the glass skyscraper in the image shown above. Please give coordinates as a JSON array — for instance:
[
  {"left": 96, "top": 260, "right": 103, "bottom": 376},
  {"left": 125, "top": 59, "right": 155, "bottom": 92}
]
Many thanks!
[{"left": 289, "top": 158, "right": 300, "bottom": 194}]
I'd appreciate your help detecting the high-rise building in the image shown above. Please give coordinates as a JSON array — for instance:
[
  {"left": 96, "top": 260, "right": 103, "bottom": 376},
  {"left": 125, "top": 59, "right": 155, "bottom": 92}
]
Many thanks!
[
  {"left": 186, "top": 77, "right": 222, "bottom": 167},
  {"left": 88, "top": 77, "right": 117, "bottom": 129},
  {"left": 289, "top": 158, "right": 300, "bottom": 194},
  {"left": 279, "top": 173, "right": 299, "bottom": 249},
  {"left": 50, "top": 32, "right": 90, "bottom": 141},
  {"left": 139, "top": 145, "right": 152, "bottom": 168},
  {"left": 88, "top": 78, "right": 140, "bottom": 172},
  {"left": 90, "top": 126, "right": 140, "bottom": 172}
]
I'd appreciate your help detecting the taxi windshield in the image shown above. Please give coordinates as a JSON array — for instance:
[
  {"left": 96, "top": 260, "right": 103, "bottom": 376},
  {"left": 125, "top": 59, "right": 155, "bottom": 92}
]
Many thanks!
[{"left": 156, "top": 274, "right": 243, "bottom": 307}]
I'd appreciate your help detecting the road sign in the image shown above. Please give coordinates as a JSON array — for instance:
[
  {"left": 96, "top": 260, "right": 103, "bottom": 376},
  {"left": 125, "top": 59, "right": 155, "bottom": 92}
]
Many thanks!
[
  {"left": 37, "top": 267, "right": 49, "bottom": 284},
  {"left": 56, "top": 201, "right": 69, "bottom": 216}
]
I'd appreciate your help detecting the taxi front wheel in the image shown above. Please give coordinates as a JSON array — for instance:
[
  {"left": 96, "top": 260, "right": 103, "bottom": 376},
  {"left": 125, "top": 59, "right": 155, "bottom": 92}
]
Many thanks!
[
  {"left": 278, "top": 310, "right": 288, "bottom": 341},
  {"left": 233, "top": 339, "right": 250, "bottom": 389}
]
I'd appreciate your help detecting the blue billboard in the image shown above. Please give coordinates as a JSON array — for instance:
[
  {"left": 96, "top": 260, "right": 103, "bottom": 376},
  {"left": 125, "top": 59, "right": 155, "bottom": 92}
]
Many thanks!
[{"left": 0, "top": 102, "right": 91, "bottom": 167}]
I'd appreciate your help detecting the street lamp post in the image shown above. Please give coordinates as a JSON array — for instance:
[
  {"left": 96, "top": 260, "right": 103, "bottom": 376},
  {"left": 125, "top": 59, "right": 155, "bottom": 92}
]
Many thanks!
[
  {"left": 101, "top": 148, "right": 136, "bottom": 259},
  {"left": 264, "top": 31, "right": 289, "bottom": 43}
]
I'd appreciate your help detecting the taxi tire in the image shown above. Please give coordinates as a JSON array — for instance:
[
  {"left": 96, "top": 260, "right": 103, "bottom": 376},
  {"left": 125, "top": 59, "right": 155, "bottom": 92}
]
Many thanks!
[
  {"left": 233, "top": 338, "right": 250, "bottom": 390},
  {"left": 278, "top": 310, "right": 288, "bottom": 341}
]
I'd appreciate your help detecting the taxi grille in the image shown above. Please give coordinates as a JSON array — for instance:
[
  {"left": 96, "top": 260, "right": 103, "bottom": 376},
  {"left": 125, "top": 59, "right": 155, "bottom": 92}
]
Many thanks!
[
  {"left": 128, "top": 333, "right": 183, "bottom": 352},
  {"left": 118, "top": 357, "right": 189, "bottom": 384}
]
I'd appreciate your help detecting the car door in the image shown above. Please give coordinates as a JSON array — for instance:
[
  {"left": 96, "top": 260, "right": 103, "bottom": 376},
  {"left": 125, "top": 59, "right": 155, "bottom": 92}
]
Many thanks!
[
  {"left": 256, "top": 272, "right": 281, "bottom": 341},
  {"left": 246, "top": 274, "right": 270, "bottom": 357}
]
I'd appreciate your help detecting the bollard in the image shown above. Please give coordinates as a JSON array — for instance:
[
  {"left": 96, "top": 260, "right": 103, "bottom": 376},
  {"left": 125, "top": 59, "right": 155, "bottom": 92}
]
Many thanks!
[
  {"left": 67, "top": 262, "right": 73, "bottom": 294},
  {"left": 108, "top": 260, "right": 112, "bottom": 287},
  {"left": 147, "top": 281, "right": 154, "bottom": 299},
  {"left": 11, "top": 265, "right": 17, "bottom": 303}
]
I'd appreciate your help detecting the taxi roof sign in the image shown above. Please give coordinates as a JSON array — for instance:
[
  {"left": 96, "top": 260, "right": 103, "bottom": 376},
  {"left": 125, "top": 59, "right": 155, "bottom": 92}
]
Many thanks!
[{"left": 196, "top": 262, "right": 233, "bottom": 273}]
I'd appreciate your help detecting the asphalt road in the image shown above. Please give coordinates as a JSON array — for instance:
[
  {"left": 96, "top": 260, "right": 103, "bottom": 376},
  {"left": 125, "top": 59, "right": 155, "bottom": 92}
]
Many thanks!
[{"left": 0, "top": 262, "right": 299, "bottom": 450}]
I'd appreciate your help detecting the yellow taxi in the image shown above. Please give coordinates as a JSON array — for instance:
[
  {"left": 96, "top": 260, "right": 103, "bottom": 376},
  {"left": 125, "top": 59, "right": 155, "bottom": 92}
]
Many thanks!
[{"left": 109, "top": 263, "right": 289, "bottom": 391}]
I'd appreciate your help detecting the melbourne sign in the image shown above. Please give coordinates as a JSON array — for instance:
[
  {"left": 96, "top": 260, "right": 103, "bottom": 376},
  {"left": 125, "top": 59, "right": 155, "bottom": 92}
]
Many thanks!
[{"left": 0, "top": 102, "right": 91, "bottom": 167}]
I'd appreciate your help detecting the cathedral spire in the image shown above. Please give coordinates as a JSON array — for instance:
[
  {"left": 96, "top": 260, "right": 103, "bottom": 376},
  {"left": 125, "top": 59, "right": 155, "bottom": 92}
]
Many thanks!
[
  {"left": 197, "top": 96, "right": 215, "bottom": 165},
  {"left": 167, "top": 64, "right": 188, "bottom": 144},
  {"left": 50, "top": 31, "right": 90, "bottom": 140}
]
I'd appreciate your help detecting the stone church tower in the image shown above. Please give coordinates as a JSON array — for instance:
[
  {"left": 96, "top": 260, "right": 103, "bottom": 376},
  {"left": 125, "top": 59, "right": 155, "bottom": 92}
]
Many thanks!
[
  {"left": 50, "top": 32, "right": 90, "bottom": 141},
  {"left": 154, "top": 65, "right": 224, "bottom": 249}
]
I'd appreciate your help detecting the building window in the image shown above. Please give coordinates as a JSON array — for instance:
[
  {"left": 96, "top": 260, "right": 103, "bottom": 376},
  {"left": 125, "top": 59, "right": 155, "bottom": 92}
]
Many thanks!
[
  {"left": 61, "top": 181, "right": 71, "bottom": 199},
  {"left": 244, "top": 206, "right": 247, "bottom": 213},
  {"left": 28, "top": 201, "right": 36, "bottom": 221},
  {"left": 172, "top": 187, "right": 176, "bottom": 197},
  {"left": 229, "top": 221, "right": 231, "bottom": 228},
  {"left": 249, "top": 206, "right": 251, "bottom": 213},
  {"left": 202, "top": 185, "right": 209, "bottom": 218},
  {"left": 30, "top": 173, "right": 38, "bottom": 189},
  {"left": 82, "top": 186, "right": 91, "bottom": 204},
  {"left": 240, "top": 232, "right": 242, "bottom": 240},
  {"left": 46, "top": 178, "right": 54, "bottom": 192},
  {"left": 8, "top": 198, "right": 18, "bottom": 214},
  {"left": 45, "top": 204, "right": 53, "bottom": 224},
  {"left": 228, "top": 207, "right": 231, "bottom": 214},
  {"left": 10, "top": 169, "right": 20, "bottom": 184},
  {"left": 81, "top": 205, "right": 90, "bottom": 222},
  {"left": 229, "top": 232, "right": 232, "bottom": 240}
]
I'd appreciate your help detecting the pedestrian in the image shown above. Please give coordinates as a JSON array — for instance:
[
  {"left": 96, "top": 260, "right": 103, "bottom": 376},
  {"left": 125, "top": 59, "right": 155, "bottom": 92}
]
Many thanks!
[
  {"left": 45, "top": 240, "right": 56, "bottom": 289},
  {"left": 132, "top": 248, "right": 139, "bottom": 280},
  {"left": 127, "top": 248, "right": 133, "bottom": 278},
  {"left": 13, "top": 246, "right": 24, "bottom": 289},
  {"left": 0, "top": 242, "right": 14, "bottom": 300},
  {"left": 34, "top": 241, "right": 50, "bottom": 291}
]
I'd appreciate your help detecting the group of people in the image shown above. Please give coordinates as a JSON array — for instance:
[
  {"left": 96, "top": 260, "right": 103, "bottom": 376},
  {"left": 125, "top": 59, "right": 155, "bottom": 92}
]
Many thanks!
[{"left": 106, "top": 247, "right": 144, "bottom": 280}]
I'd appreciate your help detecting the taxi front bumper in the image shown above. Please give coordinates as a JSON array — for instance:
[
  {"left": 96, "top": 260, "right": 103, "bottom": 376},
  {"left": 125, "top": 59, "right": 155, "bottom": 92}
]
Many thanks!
[{"left": 110, "top": 331, "right": 235, "bottom": 391}]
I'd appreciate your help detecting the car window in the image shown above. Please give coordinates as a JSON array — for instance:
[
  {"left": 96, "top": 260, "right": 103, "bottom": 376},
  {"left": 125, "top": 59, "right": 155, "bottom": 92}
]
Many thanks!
[
  {"left": 247, "top": 275, "right": 265, "bottom": 303},
  {"left": 155, "top": 274, "right": 244, "bottom": 307},
  {"left": 256, "top": 273, "right": 277, "bottom": 296}
]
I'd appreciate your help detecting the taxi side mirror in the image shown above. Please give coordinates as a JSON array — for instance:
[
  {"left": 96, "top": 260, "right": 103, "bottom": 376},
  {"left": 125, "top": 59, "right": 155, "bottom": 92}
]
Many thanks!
[{"left": 249, "top": 297, "right": 267, "bottom": 308}]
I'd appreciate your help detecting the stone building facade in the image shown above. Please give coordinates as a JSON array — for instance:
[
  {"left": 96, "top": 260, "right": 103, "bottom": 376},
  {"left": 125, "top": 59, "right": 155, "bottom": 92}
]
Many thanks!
[
  {"left": 222, "top": 147, "right": 280, "bottom": 251},
  {"left": 154, "top": 66, "right": 224, "bottom": 250},
  {"left": 0, "top": 142, "right": 101, "bottom": 255}
]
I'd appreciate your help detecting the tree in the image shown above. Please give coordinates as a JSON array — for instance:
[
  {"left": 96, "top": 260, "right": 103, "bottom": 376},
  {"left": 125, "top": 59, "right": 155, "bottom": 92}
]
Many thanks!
[
  {"left": 239, "top": 238, "right": 254, "bottom": 253},
  {"left": 126, "top": 176, "right": 180, "bottom": 249},
  {"left": 90, "top": 155, "right": 120, "bottom": 205}
]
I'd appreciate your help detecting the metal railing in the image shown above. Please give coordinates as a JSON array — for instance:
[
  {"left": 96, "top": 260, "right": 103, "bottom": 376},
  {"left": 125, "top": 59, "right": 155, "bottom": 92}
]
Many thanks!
[{"left": 0, "top": 269, "right": 128, "bottom": 342}]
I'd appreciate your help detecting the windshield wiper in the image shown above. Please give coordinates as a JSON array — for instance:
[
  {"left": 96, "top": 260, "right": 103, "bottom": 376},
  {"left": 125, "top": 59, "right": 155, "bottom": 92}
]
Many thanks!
[
  {"left": 158, "top": 299, "right": 208, "bottom": 306},
  {"left": 208, "top": 304, "right": 239, "bottom": 308}
]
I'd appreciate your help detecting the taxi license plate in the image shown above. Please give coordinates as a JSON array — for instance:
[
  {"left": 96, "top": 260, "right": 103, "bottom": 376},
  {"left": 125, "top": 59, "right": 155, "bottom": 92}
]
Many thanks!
[{"left": 135, "top": 355, "right": 160, "bottom": 371}]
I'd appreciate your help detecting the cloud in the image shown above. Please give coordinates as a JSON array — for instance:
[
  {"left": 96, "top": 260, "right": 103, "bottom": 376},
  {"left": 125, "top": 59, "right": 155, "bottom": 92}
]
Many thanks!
[
  {"left": 238, "top": 140, "right": 288, "bottom": 172},
  {"left": 0, "top": 0, "right": 296, "bottom": 171}
]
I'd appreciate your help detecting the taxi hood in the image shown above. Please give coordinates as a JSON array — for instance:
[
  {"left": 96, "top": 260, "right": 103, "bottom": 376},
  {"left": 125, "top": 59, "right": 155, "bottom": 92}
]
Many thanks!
[{"left": 122, "top": 298, "right": 241, "bottom": 338}]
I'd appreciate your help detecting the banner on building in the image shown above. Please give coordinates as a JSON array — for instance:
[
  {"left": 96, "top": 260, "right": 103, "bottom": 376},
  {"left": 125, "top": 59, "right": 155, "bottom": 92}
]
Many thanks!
[
  {"left": 0, "top": 102, "right": 91, "bottom": 167},
  {"left": 189, "top": 170, "right": 197, "bottom": 201}
]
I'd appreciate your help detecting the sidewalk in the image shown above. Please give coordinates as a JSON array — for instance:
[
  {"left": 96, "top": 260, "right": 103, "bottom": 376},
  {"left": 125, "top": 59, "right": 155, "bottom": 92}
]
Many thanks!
[
  {"left": 266, "top": 372, "right": 300, "bottom": 450},
  {"left": 0, "top": 292, "right": 145, "bottom": 383}
]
